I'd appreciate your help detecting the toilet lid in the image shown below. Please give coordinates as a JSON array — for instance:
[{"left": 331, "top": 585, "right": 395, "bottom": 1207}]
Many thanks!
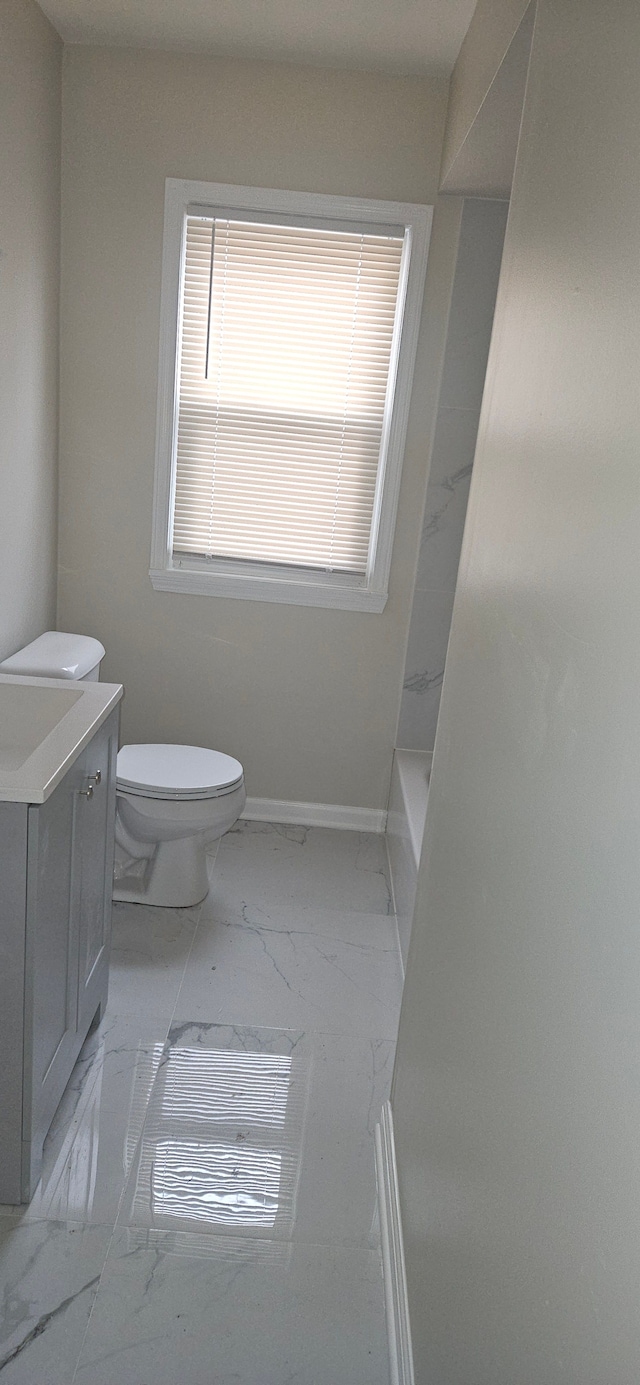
[{"left": 116, "top": 744, "right": 244, "bottom": 800}]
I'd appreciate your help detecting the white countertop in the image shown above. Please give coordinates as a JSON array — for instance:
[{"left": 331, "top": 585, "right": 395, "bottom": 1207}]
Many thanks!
[{"left": 0, "top": 673, "right": 123, "bottom": 804}]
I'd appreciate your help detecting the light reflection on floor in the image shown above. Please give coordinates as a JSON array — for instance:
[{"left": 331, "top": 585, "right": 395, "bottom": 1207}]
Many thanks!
[{"left": 133, "top": 1045, "right": 306, "bottom": 1235}]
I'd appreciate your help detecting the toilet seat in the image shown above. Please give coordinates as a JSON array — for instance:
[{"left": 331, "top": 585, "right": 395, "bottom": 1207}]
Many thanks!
[{"left": 117, "top": 744, "right": 244, "bottom": 801}]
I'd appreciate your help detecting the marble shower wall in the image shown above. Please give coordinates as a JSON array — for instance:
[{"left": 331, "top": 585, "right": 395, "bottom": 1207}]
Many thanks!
[{"left": 397, "top": 197, "right": 509, "bottom": 752}]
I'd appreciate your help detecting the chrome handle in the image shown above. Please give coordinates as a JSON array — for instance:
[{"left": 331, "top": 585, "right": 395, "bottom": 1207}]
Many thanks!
[{"left": 79, "top": 769, "right": 101, "bottom": 799}]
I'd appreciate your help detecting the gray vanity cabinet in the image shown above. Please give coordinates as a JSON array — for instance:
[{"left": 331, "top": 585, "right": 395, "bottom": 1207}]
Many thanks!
[{"left": 0, "top": 707, "right": 119, "bottom": 1204}]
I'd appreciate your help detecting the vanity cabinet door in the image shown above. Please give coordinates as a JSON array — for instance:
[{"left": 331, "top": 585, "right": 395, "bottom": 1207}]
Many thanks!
[
  {"left": 23, "top": 707, "right": 119, "bottom": 1198},
  {"left": 0, "top": 803, "right": 29, "bottom": 1204},
  {"left": 74, "top": 710, "right": 118, "bottom": 1036},
  {"left": 24, "top": 753, "right": 86, "bottom": 1189}
]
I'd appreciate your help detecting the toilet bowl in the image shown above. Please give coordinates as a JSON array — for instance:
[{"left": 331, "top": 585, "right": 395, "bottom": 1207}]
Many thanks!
[
  {"left": 114, "top": 743, "right": 246, "bottom": 907},
  {"left": 0, "top": 633, "right": 246, "bottom": 909}
]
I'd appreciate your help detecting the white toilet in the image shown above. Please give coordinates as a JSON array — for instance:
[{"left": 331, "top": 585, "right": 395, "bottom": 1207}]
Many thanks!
[
  {"left": 113, "top": 742, "right": 245, "bottom": 907},
  {"left": 0, "top": 631, "right": 246, "bottom": 908}
]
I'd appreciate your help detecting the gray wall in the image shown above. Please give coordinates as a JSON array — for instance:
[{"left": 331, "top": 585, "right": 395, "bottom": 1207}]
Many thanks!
[
  {"left": 57, "top": 47, "right": 454, "bottom": 811},
  {"left": 392, "top": 0, "right": 640, "bottom": 1379},
  {"left": 0, "top": 0, "right": 61, "bottom": 660},
  {"left": 397, "top": 197, "right": 507, "bottom": 752}
]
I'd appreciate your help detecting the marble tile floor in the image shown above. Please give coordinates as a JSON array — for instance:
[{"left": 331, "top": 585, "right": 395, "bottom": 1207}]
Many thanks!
[{"left": 0, "top": 821, "right": 403, "bottom": 1383}]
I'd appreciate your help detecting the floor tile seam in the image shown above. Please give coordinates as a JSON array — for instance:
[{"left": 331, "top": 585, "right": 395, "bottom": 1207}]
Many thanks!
[
  {"left": 201, "top": 901, "right": 395, "bottom": 922},
  {"left": 107, "top": 1031, "right": 193, "bottom": 1179},
  {"left": 5, "top": 1216, "right": 122, "bottom": 1234},
  {"left": 216, "top": 832, "right": 386, "bottom": 851},
  {"left": 69, "top": 1087, "right": 171, "bottom": 1385},
  {"left": 109, "top": 950, "right": 198, "bottom": 967},
  {"left": 193, "top": 919, "right": 401, "bottom": 951},
  {"left": 149, "top": 898, "right": 206, "bottom": 1039},
  {"left": 199, "top": 891, "right": 393, "bottom": 914},
  {"left": 58, "top": 1058, "right": 169, "bottom": 1091},
  {"left": 109, "top": 939, "right": 200, "bottom": 961},
  {"left": 163, "top": 1020, "right": 398, "bottom": 1043},
  {"left": 219, "top": 823, "right": 385, "bottom": 841},
  {"left": 111, "top": 906, "right": 214, "bottom": 1237},
  {"left": 70, "top": 1220, "right": 121, "bottom": 1385},
  {"left": 93, "top": 1101, "right": 152, "bottom": 1230},
  {"left": 102, "top": 1007, "right": 177, "bottom": 1029},
  {"left": 97, "top": 1015, "right": 176, "bottom": 1101},
  {"left": 167, "top": 1018, "right": 401, "bottom": 1044},
  {"left": 71, "top": 1052, "right": 170, "bottom": 1254},
  {"left": 226, "top": 916, "right": 399, "bottom": 936},
  {"left": 99, "top": 1224, "right": 384, "bottom": 1259}
]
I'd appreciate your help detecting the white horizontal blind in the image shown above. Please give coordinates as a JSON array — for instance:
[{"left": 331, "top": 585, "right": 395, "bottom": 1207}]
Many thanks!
[{"left": 172, "top": 216, "right": 405, "bottom": 574}]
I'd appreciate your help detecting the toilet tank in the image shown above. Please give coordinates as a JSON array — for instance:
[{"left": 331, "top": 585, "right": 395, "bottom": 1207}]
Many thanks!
[{"left": 0, "top": 631, "right": 105, "bottom": 682}]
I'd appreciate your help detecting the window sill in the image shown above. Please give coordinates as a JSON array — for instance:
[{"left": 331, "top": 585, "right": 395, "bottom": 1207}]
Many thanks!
[{"left": 149, "top": 565, "right": 388, "bottom": 612}]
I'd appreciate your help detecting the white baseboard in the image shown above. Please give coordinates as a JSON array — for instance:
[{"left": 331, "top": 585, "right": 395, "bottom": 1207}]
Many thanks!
[
  {"left": 241, "top": 797, "right": 387, "bottom": 833},
  {"left": 375, "top": 1101, "right": 415, "bottom": 1385}
]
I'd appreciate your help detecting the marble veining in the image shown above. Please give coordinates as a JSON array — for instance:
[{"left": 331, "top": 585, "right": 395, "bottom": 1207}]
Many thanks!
[
  {"left": 0, "top": 1274, "right": 101, "bottom": 1373},
  {"left": 0, "top": 1222, "right": 112, "bottom": 1383},
  {"left": 213, "top": 819, "right": 393, "bottom": 917},
  {"left": 174, "top": 903, "right": 401, "bottom": 1035},
  {"left": 0, "top": 821, "right": 400, "bottom": 1383},
  {"left": 403, "top": 666, "right": 444, "bottom": 695},
  {"left": 421, "top": 455, "right": 474, "bottom": 544},
  {"left": 397, "top": 198, "right": 508, "bottom": 755}
]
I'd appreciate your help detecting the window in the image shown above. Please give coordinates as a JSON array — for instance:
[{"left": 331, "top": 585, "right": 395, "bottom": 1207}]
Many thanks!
[{"left": 150, "top": 180, "right": 432, "bottom": 611}]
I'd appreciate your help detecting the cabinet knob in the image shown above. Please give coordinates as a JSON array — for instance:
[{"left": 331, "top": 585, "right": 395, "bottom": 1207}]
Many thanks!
[
  {"left": 88, "top": 770, "right": 102, "bottom": 786},
  {"left": 79, "top": 784, "right": 94, "bottom": 799}
]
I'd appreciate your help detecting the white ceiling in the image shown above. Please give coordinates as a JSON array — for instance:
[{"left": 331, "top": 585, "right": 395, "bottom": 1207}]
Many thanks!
[{"left": 36, "top": 0, "right": 477, "bottom": 76}]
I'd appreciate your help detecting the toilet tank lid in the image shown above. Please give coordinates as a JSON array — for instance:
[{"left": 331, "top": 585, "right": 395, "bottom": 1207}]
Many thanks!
[{"left": 0, "top": 631, "right": 105, "bottom": 680}]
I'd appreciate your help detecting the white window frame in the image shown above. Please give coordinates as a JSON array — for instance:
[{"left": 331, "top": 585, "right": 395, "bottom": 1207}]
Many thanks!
[{"left": 150, "top": 179, "right": 432, "bottom": 612}]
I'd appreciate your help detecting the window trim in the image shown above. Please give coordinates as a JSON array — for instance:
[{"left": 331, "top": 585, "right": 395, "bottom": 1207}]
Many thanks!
[{"left": 150, "top": 179, "right": 432, "bottom": 612}]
